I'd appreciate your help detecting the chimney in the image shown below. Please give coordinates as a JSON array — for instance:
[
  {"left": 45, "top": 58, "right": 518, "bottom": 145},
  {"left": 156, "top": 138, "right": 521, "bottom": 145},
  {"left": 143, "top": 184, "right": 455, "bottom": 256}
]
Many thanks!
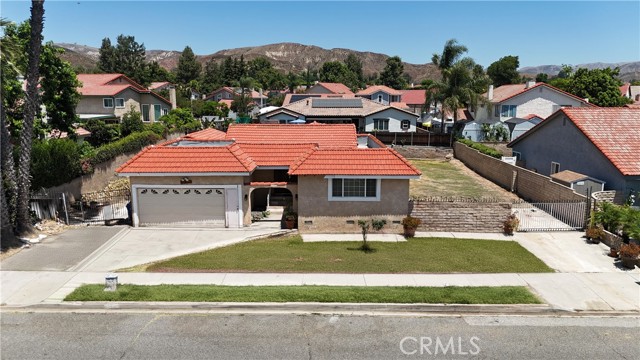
[
  {"left": 487, "top": 85, "right": 494, "bottom": 101},
  {"left": 169, "top": 87, "right": 177, "bottom": 110},
  {"left": 526, "top": 80, "right": 536, "bottom": 89}
]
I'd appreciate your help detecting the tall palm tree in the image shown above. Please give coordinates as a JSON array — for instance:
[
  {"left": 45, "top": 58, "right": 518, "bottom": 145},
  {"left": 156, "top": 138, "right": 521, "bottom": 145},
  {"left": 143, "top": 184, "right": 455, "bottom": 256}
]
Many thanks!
[
  {"left": 15, "top": 0, "right": 45, "bottom": 235},
  {"left": 1, "top": 18, "right": 20, "bottom": 240},
  {"left": 431, "top": 39, "right": 469, "bottom": 133}
]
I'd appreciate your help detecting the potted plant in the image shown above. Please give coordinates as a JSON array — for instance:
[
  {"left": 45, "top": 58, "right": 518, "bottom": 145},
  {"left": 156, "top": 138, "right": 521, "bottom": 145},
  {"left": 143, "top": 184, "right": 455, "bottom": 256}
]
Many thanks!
[
  {"left": 585, "top": 226, "right": 605, "bottom": 244},
  {"left": 503, "top": 214, "right": 520, "bottom": 235},
  {"left": 401, "top": 216, "right": 422, "bottom": 238},
  {"left": 618, "top": 243, "right": 640, "bottom": 269},
  {"left": 283, "top": 207, "right": 297, "bottom": 230},
  {"left": 608, "top": 246, "right": 619, "bottom": 258}
]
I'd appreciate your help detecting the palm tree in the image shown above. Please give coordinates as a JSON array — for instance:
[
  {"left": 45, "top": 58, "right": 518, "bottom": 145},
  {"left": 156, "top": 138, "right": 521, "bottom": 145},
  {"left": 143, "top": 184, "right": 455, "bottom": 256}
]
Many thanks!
[
  {"left": 16, "top": 0, "right": 45, "bottom": 235},
  {"left": 431, "top": 39, "right": 469, "bottom": 133}
]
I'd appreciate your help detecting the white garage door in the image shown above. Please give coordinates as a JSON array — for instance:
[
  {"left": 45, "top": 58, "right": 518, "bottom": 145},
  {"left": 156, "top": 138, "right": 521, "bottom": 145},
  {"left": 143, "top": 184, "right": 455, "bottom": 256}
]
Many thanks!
[{"left": 136, "top": 187, "right": 226, "bottom": 227}]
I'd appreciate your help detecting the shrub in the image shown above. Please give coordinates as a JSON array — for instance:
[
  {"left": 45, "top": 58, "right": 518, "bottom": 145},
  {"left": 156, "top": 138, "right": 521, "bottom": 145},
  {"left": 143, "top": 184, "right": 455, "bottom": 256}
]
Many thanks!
[
  {"left": 594, "top": 201, "right": 624, "bottom": 233},
  {"left": 30, "top": 138, "right": 83, "bottom": 189},
  {"left": 585, "top": 226, "right": 605, "bottom": 241},
  {"left": 160, "top": 108, "right": 202, "bottom": 133},
  {"left": 120, "top": 106, "right": 144, "bottom": 136},
  {"left": 457, "top": 138, "right": 503, "bottom": 159},
  {"left": 144, "top": 122, "right": 168, "bottom": 137},
  {"left": 503, "top": 214, "right": 520, "bottom": 235},
  {"left": 83, "top": 119, "right": 120, "bottom": 147},
  {"left": 621, "top": 207, "right": 640, "bottom": 240},
  {"left": 619, "top": 243, "right": 640, "bottom": 259},
  {"left": 84, "top": 131, "right": 161, "bottom": 172},
  {"left": 401, "top": 216, "right": 422, "bottom": 228}
]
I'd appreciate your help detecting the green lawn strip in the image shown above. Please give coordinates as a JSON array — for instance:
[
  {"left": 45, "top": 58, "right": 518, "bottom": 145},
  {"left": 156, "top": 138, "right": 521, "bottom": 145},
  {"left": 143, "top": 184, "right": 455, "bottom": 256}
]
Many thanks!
[
  {"left": 65, "top": 285, "right": 540, "bottom": 304},
  {"left": 146, "top": 236, "right": 553, "bottom": 273}
]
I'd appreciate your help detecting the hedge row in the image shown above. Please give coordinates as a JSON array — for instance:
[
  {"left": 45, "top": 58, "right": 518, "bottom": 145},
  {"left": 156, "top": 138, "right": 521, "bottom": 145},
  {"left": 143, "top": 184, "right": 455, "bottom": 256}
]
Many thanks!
[
  {"left": 85, "top": 131, "right": 161, "bottom": 167},
  {"left": 457, "top": 138, "right": 503, "bottom": 159}
]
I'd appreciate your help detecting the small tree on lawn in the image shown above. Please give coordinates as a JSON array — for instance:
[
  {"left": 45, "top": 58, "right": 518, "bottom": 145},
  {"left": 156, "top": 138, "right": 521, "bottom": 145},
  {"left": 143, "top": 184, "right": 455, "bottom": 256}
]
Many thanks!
[{"left": 358, "top": 219, "right": 386, "bottom": 252}]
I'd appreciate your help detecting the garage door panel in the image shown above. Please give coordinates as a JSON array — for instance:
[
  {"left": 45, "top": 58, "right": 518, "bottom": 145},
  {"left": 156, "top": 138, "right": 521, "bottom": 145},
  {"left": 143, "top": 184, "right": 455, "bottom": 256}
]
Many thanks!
[{"left": 137, "top": 188, "right": 225, "bottom": 227}]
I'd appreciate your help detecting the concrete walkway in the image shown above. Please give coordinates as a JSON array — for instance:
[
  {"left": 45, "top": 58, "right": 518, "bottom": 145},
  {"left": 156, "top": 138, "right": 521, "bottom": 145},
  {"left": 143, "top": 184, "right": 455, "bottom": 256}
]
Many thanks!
[{"left": 1, "top": 229, "right": 639, "bottom": 312}]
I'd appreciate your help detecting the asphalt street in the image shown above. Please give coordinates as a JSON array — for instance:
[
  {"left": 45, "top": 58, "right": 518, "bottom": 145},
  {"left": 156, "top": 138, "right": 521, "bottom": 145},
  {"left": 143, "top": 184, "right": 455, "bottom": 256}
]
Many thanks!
[{"left": 1, "top": 312, "right": 638, "bottom": 360}]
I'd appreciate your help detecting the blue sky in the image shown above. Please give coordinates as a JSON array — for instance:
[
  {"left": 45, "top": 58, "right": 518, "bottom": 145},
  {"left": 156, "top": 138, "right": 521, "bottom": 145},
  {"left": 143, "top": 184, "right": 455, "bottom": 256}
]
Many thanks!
[{"left": 2, "top": 0, "right": 639, "bottom": 68}]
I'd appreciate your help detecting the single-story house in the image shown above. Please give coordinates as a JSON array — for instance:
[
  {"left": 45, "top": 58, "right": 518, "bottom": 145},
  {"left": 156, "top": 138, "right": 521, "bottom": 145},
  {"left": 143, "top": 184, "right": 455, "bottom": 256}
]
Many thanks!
[
  {"left": 259, "top": 97, "right": 418, "bottom": 132},
  {"left": 76, "top": 74, "right": 172, "bottom": 123},
  {"left": 550, "top": 170, "right": 605, "bottom": 197},
  {"left": 116, "top": 123, "right": 421, "bottom": 232},
  {"left": 508, "top": 107, "right": 640, "bottom": 205}
]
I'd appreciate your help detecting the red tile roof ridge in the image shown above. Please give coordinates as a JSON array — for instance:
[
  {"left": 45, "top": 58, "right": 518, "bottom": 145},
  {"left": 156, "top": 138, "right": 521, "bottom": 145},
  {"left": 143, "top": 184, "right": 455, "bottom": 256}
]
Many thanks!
[
  {"left": 226, "top": 143, "right": 257, "bottom": 172},
  {"left": 387, "top": 147, "right": 422, "bottom": 175},
  {"left": 287, "top": 147, "right": 319, "bottom": 174}
]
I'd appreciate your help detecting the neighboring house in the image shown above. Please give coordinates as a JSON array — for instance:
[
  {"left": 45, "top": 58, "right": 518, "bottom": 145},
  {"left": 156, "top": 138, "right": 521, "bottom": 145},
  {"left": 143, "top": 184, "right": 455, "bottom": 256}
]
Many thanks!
[
  {"left": 149, "top": 81, "right": 172, "bottom": 92},
  {"left": 76, "top": 74, "right": 171, "bottom": 123},
  {"left": 399, "top": 89, "right": 428, "bottom": 114},
  {"left": 259, "top": 97, "right": 418, "bottom": 132},
  {"left": 356, "top": 85, "right": 403, "bottom": 106},
  {"left": 550, "top": 170, "right": 605, "bottom": 197},
  {"left": 48, "top": 127, "right": 92, "bottom": 143},
  {"left": 305, "top": 82, "right": 353, "bottom": 94},
  {"left": 630, "top": 85, "right": 640, "bottom": 104},
  {"left": 620, "top": 83, "right": 631, "bottom": 99},
  {"left": 282, "top": 93, "right": 352, "bottom": 106},
  {"left": 474, "top": 80, "right": 594, "bottom": 123},
  {"left": 508, "top": 107, "right": 640, "bottom": 204},
  {"left": 116, "top": 123, "right": 420, "bottom": 232},
  {"left": 205, "top": 86, "right": 268, "bottom": 107}
]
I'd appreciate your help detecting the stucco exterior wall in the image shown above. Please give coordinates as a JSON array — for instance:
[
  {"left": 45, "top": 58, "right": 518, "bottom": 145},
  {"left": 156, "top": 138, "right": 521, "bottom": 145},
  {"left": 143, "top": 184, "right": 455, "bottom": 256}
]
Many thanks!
[
  {"left": 76, "top": 89, "right": 169, "bottom": 122},
  {"left": 261, "top": 112, "right": 300, "bottom": 123},
  {"left": 129, "top": 176, "right": 244, "bottom": 186},
  {"left": 297, "top": 176, "right": 410, "bottom": 233},
  {"left": 510, "top": 114, "right": 627, "bottom": 191},
  {"left": 364, "top": 108, "right": 417, "bottom": 132}
]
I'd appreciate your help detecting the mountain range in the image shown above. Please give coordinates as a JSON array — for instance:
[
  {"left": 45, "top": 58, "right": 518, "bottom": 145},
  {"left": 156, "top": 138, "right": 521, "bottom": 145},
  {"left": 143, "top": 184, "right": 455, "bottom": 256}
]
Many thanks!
[{"left": 56, "top": 42, "right": 640, "bottom": 83}]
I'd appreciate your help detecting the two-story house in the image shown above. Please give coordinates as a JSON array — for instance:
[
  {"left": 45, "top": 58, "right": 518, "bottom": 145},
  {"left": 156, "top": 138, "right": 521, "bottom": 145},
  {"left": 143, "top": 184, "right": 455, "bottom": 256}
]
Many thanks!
[
  {"left": 76, "top": 74, "right": 172, "bottom": 123},
  {"left": 356, "top": 85, "right": 403, "bottom": 106}
]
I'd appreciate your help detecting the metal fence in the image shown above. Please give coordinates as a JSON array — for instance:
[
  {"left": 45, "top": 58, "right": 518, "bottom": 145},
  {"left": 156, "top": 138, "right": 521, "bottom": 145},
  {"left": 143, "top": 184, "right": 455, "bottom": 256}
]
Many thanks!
[
  {"left": 29, "top": 189, "right": 131, "bottom": 225},
  {"left": 372, "top": 132, "right": 453, "bottom": 147},
  {"left": 512, "top": 200, "right": 588, "bottom": 232}
]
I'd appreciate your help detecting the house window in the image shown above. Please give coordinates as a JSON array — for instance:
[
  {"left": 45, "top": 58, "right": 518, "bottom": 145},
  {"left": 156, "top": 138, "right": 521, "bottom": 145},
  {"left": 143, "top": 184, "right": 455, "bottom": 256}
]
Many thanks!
[
  {"left": 216, "top": 94, "right": 222, "bottom": 101},
  {"left": 401, "top": 120, "right": 411, "bottom": 130},
  {"left": 161, "top": 108, "right": 169, "bottom": 116},
  {"left": 329, "top": 178, "right": 379, "bottom": 201},
  {"left": 551, "top": 162, "right": 560, "bottom": 174},
  {"left": 500, "top": 105, "right": 517, "bottom": 117},
  {"left": 103, "top": 98, "right": 114, "bottom": 108},
  {"left": 373, "top": 118, "right": 389, "bottom": 131},
  {"left": 377, "top": 94, "right": 383, "bottom": 103},
  {"left": 494, "top": 105, "right": 500, "bottom": 117},
  {"left": 115, "top": 98, "right": 125, "bottom": 108},
  {"left": 141, "top": 104, "right": 150, "bottom": 122}
]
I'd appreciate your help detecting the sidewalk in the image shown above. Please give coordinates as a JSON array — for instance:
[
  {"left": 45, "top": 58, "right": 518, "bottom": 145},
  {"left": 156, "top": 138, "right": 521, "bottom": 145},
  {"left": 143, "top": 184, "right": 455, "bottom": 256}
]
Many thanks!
[{"left": 1, "top": 230, "right": 639, "bottom": 313}]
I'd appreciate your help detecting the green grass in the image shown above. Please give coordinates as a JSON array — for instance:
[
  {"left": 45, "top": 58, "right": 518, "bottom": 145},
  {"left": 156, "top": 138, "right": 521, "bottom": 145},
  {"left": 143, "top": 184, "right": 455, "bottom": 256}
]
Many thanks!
[
  {"left": 409, "top": 159, "right": 507, "bottom": 199},
  {"left": 65, "top": 284, "right": 541, "bottom": 304},
  {"left": 144, "top": 235, "right": 552, "bottom": 273}
]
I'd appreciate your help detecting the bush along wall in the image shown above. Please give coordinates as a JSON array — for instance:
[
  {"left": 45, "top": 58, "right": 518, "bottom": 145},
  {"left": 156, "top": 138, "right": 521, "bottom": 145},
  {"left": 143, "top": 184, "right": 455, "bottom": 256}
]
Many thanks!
[
  {"left": 457, "top": 138, "right": 503, "bottom": 159},
  {"left": 84, "top": 131, "right": 161, "bottom": 172}
]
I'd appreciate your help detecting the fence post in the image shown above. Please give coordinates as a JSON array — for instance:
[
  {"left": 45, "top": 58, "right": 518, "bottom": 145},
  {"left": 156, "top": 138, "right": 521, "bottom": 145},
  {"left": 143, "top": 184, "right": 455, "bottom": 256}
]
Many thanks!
[{"left": 61, "top": 193, "right": 70, "bottom": 225}]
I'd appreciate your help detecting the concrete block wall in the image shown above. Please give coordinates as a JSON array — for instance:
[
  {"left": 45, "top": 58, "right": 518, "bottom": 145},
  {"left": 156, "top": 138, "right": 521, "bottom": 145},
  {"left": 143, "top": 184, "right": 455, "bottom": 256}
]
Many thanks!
[
  {"left": 298, "top": 215, "right": 405, "bottom": 234},
  {"left": 453, "top": 142, "right": 586, "bottom": 202},
  {"left": 410, "top": 199, "right": 511, "bottom": 233}
]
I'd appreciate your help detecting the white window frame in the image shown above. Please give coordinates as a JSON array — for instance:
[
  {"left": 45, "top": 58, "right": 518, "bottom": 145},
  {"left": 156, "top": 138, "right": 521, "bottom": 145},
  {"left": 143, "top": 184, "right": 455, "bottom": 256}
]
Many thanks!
[
  {"left": 115, "top": 98, "right": 125, "bottom": 108},
  {"left": 161, "top": 108, "right": 169, "bottom": 116},
  {"left": 494, "top": 105, "right": 500, "bottom": 117},
  {"left": 141, "top": 104, "right": 150, "bottom": 122},
  {"left": 327, "top": 177, "right": 381, "bottom": 202},
  {"left": 551, "top": 162, "right": 560, "bottom": 174},
  {"left": 500, "top": 104, "right": 516, "bottom": 117},
  {"left": 401, "top": 119, "right": 411, "bottom": 130},
  {"left": 103, "top": 98, "right": 114, "bottom": 108},
  {"left": 373, "top": 118, "right": 389, "bottom": 131},
  {"left": 512, "top": 151, "right": 522, "bottom": 161}
]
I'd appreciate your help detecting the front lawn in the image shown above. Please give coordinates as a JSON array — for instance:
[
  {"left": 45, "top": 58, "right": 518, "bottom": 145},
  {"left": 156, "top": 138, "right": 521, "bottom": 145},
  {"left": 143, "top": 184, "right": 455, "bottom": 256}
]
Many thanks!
[
  {"left": 144, "top": 235, "right": 552, "bottom": 273},
  {"left": 65, "top": 284, "right": 541, "bottom": 304}
]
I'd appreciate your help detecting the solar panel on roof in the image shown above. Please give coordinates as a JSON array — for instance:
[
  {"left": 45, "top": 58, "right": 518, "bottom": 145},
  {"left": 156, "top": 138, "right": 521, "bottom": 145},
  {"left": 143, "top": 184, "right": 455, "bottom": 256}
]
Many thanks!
[{"left": 312, "top": 98, "right": 363, "bottom": 108}]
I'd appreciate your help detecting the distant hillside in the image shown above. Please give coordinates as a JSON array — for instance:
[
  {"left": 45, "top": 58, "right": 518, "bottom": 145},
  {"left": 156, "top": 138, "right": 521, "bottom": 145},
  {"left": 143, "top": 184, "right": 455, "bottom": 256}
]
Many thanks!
[
  {"left": 55, "top": 42, "right": 440, "bottom": 83},
  {"left": 519, "top": 61, "right": 640, "bottom": 82}
]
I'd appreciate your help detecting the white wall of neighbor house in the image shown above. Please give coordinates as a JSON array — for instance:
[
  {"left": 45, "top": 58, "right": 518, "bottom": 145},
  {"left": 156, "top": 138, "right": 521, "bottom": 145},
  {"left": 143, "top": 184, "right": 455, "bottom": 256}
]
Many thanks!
[
  {"left": 364, "top": 108, "right": 416, "bottom": 132},
  {"left": 77, "top": 89, "right": 169, "bottom": 122},
  {"left": 260, "top": 112, "right": 302, "bottom": 123}
]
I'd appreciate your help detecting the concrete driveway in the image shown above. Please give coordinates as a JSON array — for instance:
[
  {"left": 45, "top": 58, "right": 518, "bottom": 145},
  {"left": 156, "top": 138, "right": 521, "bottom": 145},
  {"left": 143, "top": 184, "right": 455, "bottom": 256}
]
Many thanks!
[
  {"left": 1, "top": 226, "right": 126, "bottom": 271},
  {"left": 70, "top": 226, "right": 289, "bottom": 272}
]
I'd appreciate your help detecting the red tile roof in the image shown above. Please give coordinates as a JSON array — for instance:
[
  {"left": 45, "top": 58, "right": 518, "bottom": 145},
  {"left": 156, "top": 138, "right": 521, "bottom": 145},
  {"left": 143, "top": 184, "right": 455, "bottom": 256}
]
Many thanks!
[
  {"left": 289, "top": 148, "right": 421, "bottom": 176},
  {"left": 149, "top": 81, "right": 171, "bottom": 90},
  {"left": 225, "top": 123, "right": 358, "bottom": 148},
  {"left": 238, "top": 143, "right": 317, "bottom": 167},
  {"left": 311, "top": 82, "right": 353, "bottom": 94},
  {"left": 399, "top": 89, "right": 427, "bottom": 105},
  {"left": 184, "top": 128, "right": 227, "bottom": 140},
  {"left": 487, "top": 82, "right": 596, "bottom": 106},
  {"left": 116, "top": 143, "right": 256, "bottom": 174},
  {"left": 356, "top": 85, "right": 403, "bottom": 96},
  {"left": 564, "top": 108, "right": 640, "bottom": 175},
  {"left": 76, "top": 73, "right": 171, "bottom": 105}
]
